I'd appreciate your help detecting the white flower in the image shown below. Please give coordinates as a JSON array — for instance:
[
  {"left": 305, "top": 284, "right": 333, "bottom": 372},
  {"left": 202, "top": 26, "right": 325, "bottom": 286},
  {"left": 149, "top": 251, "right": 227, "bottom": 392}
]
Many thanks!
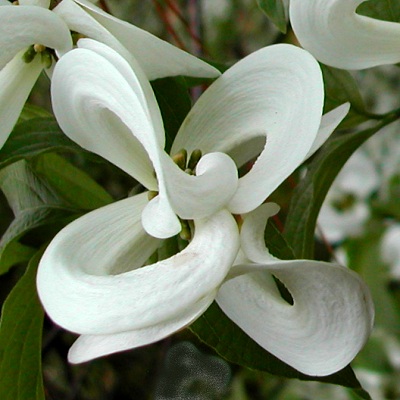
[
  {"left": 37, "top": 40, "right": 374, "bottom": 376},
  {"left": 289, "top": 0, "right": 400, "bottom": 70},
  {"left": 0, "top": 0, "right": 219, "bottom": 148}
]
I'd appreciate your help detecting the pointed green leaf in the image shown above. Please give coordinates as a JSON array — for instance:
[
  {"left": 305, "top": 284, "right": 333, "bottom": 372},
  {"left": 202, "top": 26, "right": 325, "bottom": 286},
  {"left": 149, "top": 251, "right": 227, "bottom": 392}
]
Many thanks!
[
  {"left": 256, "top": 0, "right": 288, "bottom": 33},
  {"left": 0, "top": 118, "right": 88, "bottom": 170},
  {"left": 31, "top": 153, "right": 113, "bottom": 210},
  {"left": 0, "top": 160, "right": 80, "bottom": 274},
  {"left": 0, "top": 251, "right": 45, "bottom": 400}
]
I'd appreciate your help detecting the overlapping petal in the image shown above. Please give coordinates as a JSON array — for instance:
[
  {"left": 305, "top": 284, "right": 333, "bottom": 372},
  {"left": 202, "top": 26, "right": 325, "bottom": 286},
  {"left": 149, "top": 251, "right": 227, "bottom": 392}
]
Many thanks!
[
  {"left": 172, "top": 44, "right": 330, "bottom": 214},
  {"left": 68, "top": 294, "right": 215, "bottom": 363},
  {"left": 217, "top": 203, "right": 374, "bottom": 376},
  {"left": 0, "top": 5, "right": 72, "bottom": 69},
  {"left": 290, "top": 0, "right": 400, "bottom": 69},
  {"left": 37, "top": 192, "right": 240, "bottom": 336},
  {"left": 0, "top": 53, "right": 43, "bottom": 148},
  {"left": 54, "top": 0, "right": 220, "bottom": 80},
  {"left": 51, "top": 41, "right": 238, "bottom": 238}
]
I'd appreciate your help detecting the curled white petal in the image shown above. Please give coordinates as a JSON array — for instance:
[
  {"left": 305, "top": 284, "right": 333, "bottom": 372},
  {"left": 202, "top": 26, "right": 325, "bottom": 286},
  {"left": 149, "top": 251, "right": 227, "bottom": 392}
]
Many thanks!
[
  {"left": 218, "top": 261, "right": 374, "bottom": 376},
  {"left": 52, "top": 43, "right": 238, "bottom": 238},
  {"left": 217, "top": 203, "right": 374, "bottom": 376},
  {"left": 290, "top": 0, "right": 400, "bottom": 69},
  {"left": 37, "top": 193, "right": 240, "bottom": 335},
  {"left": 0, "top": 5, "right": 72, "bottom": 69},
  {"left": 55, "top": 0, "right": 220, "bottom": 80},
  {"left": 68, "top": 293, "right": 216, "bottom": 363},
  {"left": 51, "top": 46, "right": 158, "bottom": 191},
  {"left": 142, "top": 151, "right": 238, "bottom": 238},
  {"left": 172, "top": 44, "right": 324, "bottom": 214},
  {"left": 0, "top": 53, "right": 43, "bottom": 148}
]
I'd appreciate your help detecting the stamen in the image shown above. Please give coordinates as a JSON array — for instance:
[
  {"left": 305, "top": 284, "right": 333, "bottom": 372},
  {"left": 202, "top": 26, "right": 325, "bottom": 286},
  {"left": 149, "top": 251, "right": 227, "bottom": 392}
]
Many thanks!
[
  {"left": 33, "top": 44, "right": 46, "bottom": 53},
  {"left": 147, "top": 190, "right": 159, "bottom": 201},
  {"left": 188, "top": 149, "right": 202, "bottom": 171},
  {"left": 172, "top": 149, "right": 187, "bottom": 171},
  {"left": 22, "top": 45, "right": 37, "bottom": 63},
  {"left": 41, "top": 51, "right": 53, "bottom": 69},
  {"left": 179, "top": 219, "right": 192, "bottom": 241}
]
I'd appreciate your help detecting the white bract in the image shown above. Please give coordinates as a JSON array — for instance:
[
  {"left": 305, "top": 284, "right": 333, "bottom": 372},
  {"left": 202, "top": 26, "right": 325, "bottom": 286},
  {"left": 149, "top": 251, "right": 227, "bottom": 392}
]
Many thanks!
[
  {"left": 290, "top": 0, "right": 400, "bottom": 70},
  {"left": 37, "top": 40, "right": 374, "bottom": 376},
  {"left": 0, "top": 0, "right": 219, "bottom": 148}
]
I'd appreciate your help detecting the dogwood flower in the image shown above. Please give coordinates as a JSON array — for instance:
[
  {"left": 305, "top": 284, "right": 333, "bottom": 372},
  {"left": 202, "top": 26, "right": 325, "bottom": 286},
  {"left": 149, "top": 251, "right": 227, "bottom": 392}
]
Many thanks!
[
  {"left": 0, "top": 0, "right": 219, "bottom": 148},
  {"left": 289, "top": 0, "right": 400, "bottom": 70},
  {"left": 37, "top": 40, "right": 373, "bottom": 376}
]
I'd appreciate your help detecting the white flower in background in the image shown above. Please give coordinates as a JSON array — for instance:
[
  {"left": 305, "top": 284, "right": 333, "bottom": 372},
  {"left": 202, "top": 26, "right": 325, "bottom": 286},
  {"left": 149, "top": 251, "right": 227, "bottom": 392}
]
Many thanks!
[
  {"left": 0, "top": 0, "right": 219, "bottom": 149},
  {"left": 318, "top": 149, "right": 380, "bottom": 243},
  {"left": 37, "top": 40, "right": 374, "bottom": 376},
  {"left": 381, "top": 224, "right": 400, "bottom": 280},
  {"left": 289, "top": 0, "right": 400, "bottom": 70}
]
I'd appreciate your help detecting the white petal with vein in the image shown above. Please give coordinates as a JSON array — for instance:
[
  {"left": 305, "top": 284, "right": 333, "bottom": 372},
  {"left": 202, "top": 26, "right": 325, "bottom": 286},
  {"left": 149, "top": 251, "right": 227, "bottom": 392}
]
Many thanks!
[
  {"left": 217, "top": 203, "right": 374, "bottom": 376},
  {"left": 68, "top": 292, "right": 216, "bottom": 363},
  {"left": 37, "top": 193, "right": 240, "bottom": 335},
  {"left": 51, "top": 47, "right": 158, "bottom": 190},
  {"left": 172, "top": 44, "right": 324, "bottom": 213},
  {"left": 290, "top": 0, "right": 400, "bottom": 69}
]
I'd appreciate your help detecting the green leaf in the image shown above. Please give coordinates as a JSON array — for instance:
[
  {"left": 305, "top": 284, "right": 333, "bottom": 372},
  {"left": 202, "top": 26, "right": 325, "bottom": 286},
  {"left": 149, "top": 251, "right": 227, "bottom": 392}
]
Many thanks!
[
  {"left": 284, "top": 113, "right": 400, "bottom": 259},
  {"left": 322, "top": 64, "right": 367, "bottom": 115},
  {"left": 18, "top": 103, "right": 52, "bottom": 123},
  {"left": 321, "top": 64, "right": 374, "bottom": 129},
  {"left": 346, "top": 227, "right": 400, "bottom": 334},
  {"left": 357, "top": 0, "right": 400, "bottom": 23},
  {"left": 151, "top": 77, "right": 192, "bottom": 154},
  {"left": 0, "top": 160, "right": 80, "bottom": 274},
  {"left": 190, "top": 220, "right": 366, "bottom": 391},
  {"left": 0, "top": 251, "right": 45, "bottom": 400},
  {"left": 31, "top": 153, "right": 113, "bottom": 210},
  {"left": 256, "top": 0, "right": 288, "bottom": 33},
  {"left": 0, "top": 117, "right": 87, "bottom": 170}
]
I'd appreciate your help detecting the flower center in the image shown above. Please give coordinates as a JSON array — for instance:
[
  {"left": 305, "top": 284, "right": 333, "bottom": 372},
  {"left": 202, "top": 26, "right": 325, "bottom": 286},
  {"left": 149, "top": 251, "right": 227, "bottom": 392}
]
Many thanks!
[
  {"left": 147, "top": 148, "right": 203, "bottom": 241},
  {"left": 22, "top": 44, "right": 54, "bottom": 68}
]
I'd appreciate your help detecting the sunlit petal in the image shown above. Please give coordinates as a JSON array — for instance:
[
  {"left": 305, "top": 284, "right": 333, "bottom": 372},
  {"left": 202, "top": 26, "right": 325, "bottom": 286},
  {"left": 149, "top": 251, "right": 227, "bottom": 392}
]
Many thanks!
[
  {"left": 37, "top": 195, "right": 240, "bottom": 335},
  {"left": 290, "top": 0, "right": 400, "bottom": 69},
  {"left": 68, "top": 293, "right": 216, "bottom": 363},
  {"left": 0, "top": 53, "right": 43, "bottom": 148},
  {"left": 0, "top": 5, "right": 72, "bottom": 69},
  {"left": 217, "top": 203, "right": 374, "bottom": 376},
  {"left": 73, "top": 0, "right": 220, "bottom": 79},
  {"left": 172, "top": 44, "right": 324, "bottom": 214}
]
